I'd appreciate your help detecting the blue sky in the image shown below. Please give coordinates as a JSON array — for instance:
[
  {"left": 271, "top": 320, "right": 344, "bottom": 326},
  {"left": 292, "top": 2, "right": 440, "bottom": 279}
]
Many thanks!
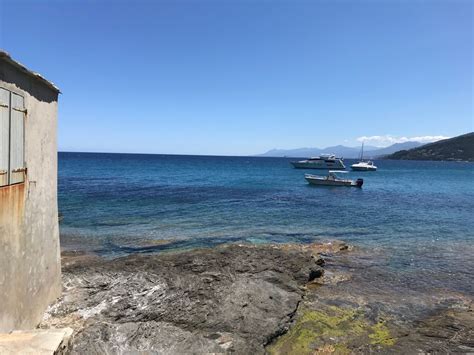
[{"left": 0, "top": 0, "right": 472, "bottom": 155}]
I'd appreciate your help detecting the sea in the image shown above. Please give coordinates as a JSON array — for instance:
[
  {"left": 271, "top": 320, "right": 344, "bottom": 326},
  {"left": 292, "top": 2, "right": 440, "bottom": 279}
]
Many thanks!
[{"left": 59, "top": 152, "right": 474, "bottom": 297}]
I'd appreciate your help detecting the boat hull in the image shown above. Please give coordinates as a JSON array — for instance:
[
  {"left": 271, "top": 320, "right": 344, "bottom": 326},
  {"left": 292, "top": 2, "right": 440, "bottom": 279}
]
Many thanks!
[
  {"left": 291, "top": 160, "right": 346, "bottom": 169},
  {"left": 351, "top": 166, "right": 377, "bottom": 171},
  {"left": 305, "top": 175, "right": 363, "bottom": 187}
]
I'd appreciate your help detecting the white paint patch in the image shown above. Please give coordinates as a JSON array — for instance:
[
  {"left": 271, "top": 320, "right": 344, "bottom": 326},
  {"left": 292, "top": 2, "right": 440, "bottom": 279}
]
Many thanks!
[
  {"left": 220, "top": 341, "right": 233, "bottom": 350},
  {"left": 133, "top": 284, "right": 165, "bottom": 310},
  {"left": 42, "top": 301, "right": 63, "bottom": 321},
  {"left": 146, "top": 285, "right": 162, "bottom": 297},
  {"left": 77, "top": 300, "right": 108, "bottom": 319},
  {"left": 132, "top": 284, "right": 164, "bottom": 299},
  {"left": 110, "top": 296, "right": 122, "bottom": 304}
]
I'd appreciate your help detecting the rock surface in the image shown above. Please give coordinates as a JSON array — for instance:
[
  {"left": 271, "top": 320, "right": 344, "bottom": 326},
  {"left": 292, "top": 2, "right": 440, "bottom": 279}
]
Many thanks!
[
  {"left": 43, "top": 241, "right": 473, "bottom": 354},
  {"left": 42, "top": 242, "right": 329, "bottom": 354}
]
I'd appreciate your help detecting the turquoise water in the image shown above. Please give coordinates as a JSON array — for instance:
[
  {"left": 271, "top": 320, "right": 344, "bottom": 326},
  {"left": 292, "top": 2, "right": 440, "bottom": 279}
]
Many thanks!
[{"left": 59, "top": 152, "right": 474, "bottom": 293}]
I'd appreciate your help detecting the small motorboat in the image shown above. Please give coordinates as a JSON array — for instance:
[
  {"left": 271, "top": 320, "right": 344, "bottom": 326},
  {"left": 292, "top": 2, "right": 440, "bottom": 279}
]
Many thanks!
[
  {"left": 305, "top": 171, "right": 363, "bottom": 187},
  {"left": 351, "top": 142, "right": 377, "bottom": 171},
  {"left": 291, "top": 154, "right": 346, "bottom": 169}
]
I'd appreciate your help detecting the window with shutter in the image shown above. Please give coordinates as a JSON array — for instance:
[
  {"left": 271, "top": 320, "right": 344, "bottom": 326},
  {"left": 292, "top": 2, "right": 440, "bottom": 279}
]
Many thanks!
[
  {"left": 0, "top": 87, "right": 26, "bottom": 186},
  {"left": 10, "top": 93, "right": 25, "bottom": 184},
  {"left": 0, "top": 88, "right": 9, "bottom": 187}
]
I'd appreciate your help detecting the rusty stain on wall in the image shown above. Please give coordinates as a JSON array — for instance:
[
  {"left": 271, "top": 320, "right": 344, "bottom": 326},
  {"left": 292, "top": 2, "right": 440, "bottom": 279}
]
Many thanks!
[{"left": 0, "top": 183, "right": 25, "bottom": 227}]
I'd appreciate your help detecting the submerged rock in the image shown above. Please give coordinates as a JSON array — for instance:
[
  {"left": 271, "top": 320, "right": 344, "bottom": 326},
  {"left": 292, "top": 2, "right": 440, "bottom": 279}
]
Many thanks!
[
  {"left": 390, "top": 306, "right": 474, "bottom": 354},
  {"left": 266, "top": 246, "right": 474, "bottom": 355},
  {"left": 42, "top": 242, "right": 330, "bottom": 354},
  {"left": 266, "top": 304, "right": 398, "bottom": 355}
]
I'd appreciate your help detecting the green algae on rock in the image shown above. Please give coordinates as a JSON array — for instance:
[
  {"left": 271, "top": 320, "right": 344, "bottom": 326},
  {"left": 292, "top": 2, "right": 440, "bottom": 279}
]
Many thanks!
[
  {"left": 267, "top": 306, "right": 396, "bottom": 354},
  {"left": 369, "top": 321, "right": 395, "bottom": 346}
]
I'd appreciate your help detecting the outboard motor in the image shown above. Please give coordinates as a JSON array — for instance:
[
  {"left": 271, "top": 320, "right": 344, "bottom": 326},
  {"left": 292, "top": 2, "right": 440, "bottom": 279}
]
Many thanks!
[{"left": 356, "top": 178, "right": 364, "bottom": 187}]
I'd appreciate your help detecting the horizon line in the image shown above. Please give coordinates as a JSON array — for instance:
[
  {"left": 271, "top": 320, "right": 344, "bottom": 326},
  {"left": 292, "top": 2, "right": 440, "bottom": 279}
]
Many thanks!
[{"left": 58, "top": 150, "right": 276, "bottom": 158}]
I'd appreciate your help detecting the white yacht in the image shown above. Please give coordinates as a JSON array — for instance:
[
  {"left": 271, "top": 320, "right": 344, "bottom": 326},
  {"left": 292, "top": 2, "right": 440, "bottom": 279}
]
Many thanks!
[
  {"left": 305, "top": 171, "right": 363, "bottom": 187},
  {"left": 351, "top": 160, "right": 377, "bottom": 171},
  {"left": 291, "top": 154, "right": 345, "bottom": 169},
  {"left": 351, "top": 143, "right": 377, "bottom": 171}
]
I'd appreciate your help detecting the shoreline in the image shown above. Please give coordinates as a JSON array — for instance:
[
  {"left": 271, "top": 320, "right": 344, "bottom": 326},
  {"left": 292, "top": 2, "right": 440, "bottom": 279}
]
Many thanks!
[{"left": 43, "top": 241, "right": 473, "bottom": 354}]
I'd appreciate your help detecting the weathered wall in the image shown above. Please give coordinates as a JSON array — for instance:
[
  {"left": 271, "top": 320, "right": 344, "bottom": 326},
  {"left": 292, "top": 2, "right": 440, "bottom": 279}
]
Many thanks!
[{"left": 0, "top": 63, "right": 61, "bottom": 332}]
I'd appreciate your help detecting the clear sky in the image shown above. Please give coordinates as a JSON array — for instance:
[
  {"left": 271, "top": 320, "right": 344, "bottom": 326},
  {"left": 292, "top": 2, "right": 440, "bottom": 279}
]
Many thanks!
[{"left": 0, "top": 0, "right": 472, "bottom": 155}]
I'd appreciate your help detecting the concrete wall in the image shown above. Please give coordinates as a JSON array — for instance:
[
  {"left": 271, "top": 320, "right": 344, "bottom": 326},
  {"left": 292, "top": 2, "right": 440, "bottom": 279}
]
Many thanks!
[{"left": 0, "top": 62, "right": 61, "bottom": 332}]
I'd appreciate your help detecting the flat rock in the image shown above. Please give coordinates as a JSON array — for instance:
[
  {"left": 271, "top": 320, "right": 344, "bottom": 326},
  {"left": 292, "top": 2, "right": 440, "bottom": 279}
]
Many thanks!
[{"left": 42, "top": 242, "right": 327, "bottom": 354}]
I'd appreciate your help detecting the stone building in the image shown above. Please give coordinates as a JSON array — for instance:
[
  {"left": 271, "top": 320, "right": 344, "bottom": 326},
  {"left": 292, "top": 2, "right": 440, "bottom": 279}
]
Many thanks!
[{"left": 0, "top": 51, "right": 61, "bottom": 332}]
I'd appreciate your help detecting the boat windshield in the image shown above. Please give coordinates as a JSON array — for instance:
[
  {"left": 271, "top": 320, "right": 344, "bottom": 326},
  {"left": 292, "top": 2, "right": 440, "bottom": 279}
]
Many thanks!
[
  {"left": 328, "top": 170, "right": 348, "bottom": 179},
  {"left": 320, "top": 154, "right": 336, "bottom": 159}
]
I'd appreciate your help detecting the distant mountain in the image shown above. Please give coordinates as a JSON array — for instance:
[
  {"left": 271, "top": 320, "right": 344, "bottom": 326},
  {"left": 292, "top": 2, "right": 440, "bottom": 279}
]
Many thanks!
[
  {"left": 384, "top": 133, "right": 474, "bottom": 162},
  {"left": 257, "top": 142, "right": 422, "bottom": 158},
  {"left": 319, "top": 145, "right": 379, "bottom": 158},
  {"left": 367, "top": 141, "right": 424, "bottom": 158}
]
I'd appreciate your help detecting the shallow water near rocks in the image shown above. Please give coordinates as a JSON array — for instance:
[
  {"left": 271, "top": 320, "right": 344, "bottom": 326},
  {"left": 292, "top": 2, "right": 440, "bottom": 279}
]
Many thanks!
[
  {"left": 269, "top": 246, "right": 473, "bottom": 354},
  {"left": 58, "top": 152, "right": 473, "bottom": 351},
  {"left": 59, "top": 153, "right": 473, "bottom": 289}
]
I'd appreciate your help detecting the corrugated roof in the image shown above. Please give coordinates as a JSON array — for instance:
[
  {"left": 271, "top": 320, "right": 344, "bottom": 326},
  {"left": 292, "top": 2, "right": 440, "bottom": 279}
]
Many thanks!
[{"left": 0, "top": 50, "right": 60, "bottom": 93}]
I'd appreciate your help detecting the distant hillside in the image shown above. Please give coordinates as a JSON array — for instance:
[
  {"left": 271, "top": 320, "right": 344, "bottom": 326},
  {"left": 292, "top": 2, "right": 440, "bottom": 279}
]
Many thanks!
[
  {"left": 258, "top": 142, "right": 422, "bottom": 158},
  {"left": 367, "top": 142, "right": 423, "bottom": 157},
  {"left": 384, "top": 133, "right": 474, "bottom": 162}
]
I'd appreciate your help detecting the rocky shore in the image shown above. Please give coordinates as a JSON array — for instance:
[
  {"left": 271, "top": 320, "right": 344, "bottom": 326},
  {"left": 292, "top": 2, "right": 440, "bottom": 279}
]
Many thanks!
[{"left": 41, "top": 241, "right": 473, "bottom": 354}]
